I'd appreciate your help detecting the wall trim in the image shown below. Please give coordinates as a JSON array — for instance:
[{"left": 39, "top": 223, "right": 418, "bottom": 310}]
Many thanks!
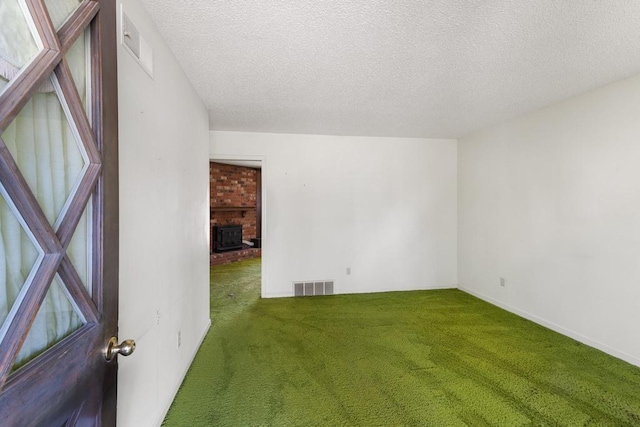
[
  {"left": 458, "top": 286, "right": 640, "bottom": 368},
  {"left": 152, "top": 318, "right": 212, "bottom": 427},
  {"left": 263, "top": 285, "right": 457, "bottom": 299}
]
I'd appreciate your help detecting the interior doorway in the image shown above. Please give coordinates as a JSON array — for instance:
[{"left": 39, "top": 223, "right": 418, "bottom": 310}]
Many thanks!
[{"left": 209, "top": 155, "right": 265, "bottom": 297}]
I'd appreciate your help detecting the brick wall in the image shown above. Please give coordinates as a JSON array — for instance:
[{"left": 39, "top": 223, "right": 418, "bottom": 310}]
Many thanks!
[{"left": 210, "top": 162, "right": 258, "bottom": 251}]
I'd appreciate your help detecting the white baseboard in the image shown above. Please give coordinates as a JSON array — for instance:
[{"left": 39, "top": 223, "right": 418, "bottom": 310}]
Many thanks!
[
  {"left": 153, "top": 318, "right": 212, "bottom": 427},
  {"left": 263, "top": 285, "right": 457, "bottom": 299},
  {"left": 262, "top": 291, "right": 294, "bottom": 298},
  {"left": 458, "top": 286, "right": 640, "bottom": 368},
  {"left": 335, "top": 285, "right": 457, "bottom": 296}
]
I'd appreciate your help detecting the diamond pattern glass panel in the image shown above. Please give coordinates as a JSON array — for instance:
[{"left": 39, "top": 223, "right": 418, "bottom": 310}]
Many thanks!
[
  {"left": 0, "top": 0, "right": 41, "bottom": 93},
  {"left": 0, "top": 187, "right": 41, "bottom": 331},
  {"left": 1, "top": 78, "right": 88, "bottom": 227},
  {"left": 66, "top": 28, "right": 90, "bottom": 113},
  {"left": 12, "top": 275, "right": 85, "bottom": 370},
  {"left": 44, "top": 0, "right": 82, "bottom": 30},
  {"left": 67, "top": 198, "right": 91, "bottom": 294}
]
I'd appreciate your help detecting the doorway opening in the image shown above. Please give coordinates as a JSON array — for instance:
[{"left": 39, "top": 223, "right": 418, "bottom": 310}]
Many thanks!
[{"left": 209, "top": 156, "right": 265, "bottom": 297}]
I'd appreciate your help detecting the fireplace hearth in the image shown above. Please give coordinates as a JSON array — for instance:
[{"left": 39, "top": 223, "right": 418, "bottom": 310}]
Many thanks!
[{"left": 212, "top": 224, "right": 243, "bottom": 252}]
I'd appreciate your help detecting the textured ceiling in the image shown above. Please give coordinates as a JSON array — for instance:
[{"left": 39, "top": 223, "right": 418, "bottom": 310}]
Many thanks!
[{"left": 140, "top": 1, "right": 640, "bottom": 138}]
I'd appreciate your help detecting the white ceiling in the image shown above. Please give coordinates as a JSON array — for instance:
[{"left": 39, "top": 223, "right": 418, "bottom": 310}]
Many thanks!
[{"left": 141, "top": 1, "right": 640, "bottom": 139}]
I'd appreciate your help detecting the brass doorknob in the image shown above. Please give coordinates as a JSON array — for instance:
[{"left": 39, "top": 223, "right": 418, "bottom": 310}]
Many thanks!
[{"left": 105, "top": 336, "right": 136, "bottom": 361}]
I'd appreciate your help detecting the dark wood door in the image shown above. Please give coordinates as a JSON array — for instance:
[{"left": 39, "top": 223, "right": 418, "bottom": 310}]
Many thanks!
[{"left": 0, "top": 0, "right": 119, "bottom": 425}]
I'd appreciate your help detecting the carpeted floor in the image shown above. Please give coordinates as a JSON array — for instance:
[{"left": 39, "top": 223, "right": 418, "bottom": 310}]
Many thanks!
[{"left": 163, "top": 258, "right": 640, "bottom": 426}]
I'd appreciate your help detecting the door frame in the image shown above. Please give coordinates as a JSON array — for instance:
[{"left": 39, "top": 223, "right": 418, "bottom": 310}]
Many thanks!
[
  {"left": 209, "top": 154, "right": 266, "bottom": 297},
  {"left": 95, "top": 0, "right": 120, "bottom": 423}
]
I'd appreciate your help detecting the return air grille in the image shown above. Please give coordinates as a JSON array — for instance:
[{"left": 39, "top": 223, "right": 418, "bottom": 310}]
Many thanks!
[{"left": 293, "top": 281, "right": 334, "bottom": 296}]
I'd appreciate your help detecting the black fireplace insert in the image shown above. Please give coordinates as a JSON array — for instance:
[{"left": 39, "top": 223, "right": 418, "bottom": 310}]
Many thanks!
[{"left": 212, "top": 225, "right": 242, "bottom": 252}]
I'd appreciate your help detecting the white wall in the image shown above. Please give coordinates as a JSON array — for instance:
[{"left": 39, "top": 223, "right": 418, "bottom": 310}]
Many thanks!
[
  {"left": 458, "top": 73, "right": 640, "bottom": 367},
  {"left": 210, "top": 132, "right": 458, "bottom": 298},
  {"left": 117, "top": 0, "right": 210, "bottom": 425}
]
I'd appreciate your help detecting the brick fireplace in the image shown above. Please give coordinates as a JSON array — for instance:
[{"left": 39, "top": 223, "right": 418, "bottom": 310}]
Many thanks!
[{"left": 210, "top": 162, "right": 262, "bottom": 265}]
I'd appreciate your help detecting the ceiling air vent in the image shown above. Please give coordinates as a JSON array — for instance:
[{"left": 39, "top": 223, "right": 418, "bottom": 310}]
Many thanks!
[{"left": 293, "top": 281, "right": 334, "bottom": 297}]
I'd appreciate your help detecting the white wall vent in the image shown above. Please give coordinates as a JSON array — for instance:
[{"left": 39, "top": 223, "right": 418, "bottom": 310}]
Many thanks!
[
  {"left": 293, "top": 281, "right": 334, "bottom": 297},
  {"left": 120, "top": 6, "right": 154, "bottom": 78}
]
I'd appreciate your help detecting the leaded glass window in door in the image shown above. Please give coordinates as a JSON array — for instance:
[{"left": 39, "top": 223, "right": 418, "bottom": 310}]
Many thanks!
[{"left": 0, "top": 0, "right": 101, "bottom": 383}]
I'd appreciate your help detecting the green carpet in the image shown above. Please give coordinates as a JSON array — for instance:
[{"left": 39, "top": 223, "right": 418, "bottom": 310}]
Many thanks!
[{"left": 163, "top": 258, "right": 640, "bottom": 426}]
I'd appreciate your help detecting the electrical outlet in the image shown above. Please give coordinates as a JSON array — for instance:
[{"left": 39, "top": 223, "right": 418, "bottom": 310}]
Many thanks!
[
  {"left": 500, "top": 277, "right": 506, "bottom": 287},
  {"left": 177, "top": 331, "right": 181, "bottom": 349},
  {"left": 346, "top": 267, "right": 351, "bottom": 275}
]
